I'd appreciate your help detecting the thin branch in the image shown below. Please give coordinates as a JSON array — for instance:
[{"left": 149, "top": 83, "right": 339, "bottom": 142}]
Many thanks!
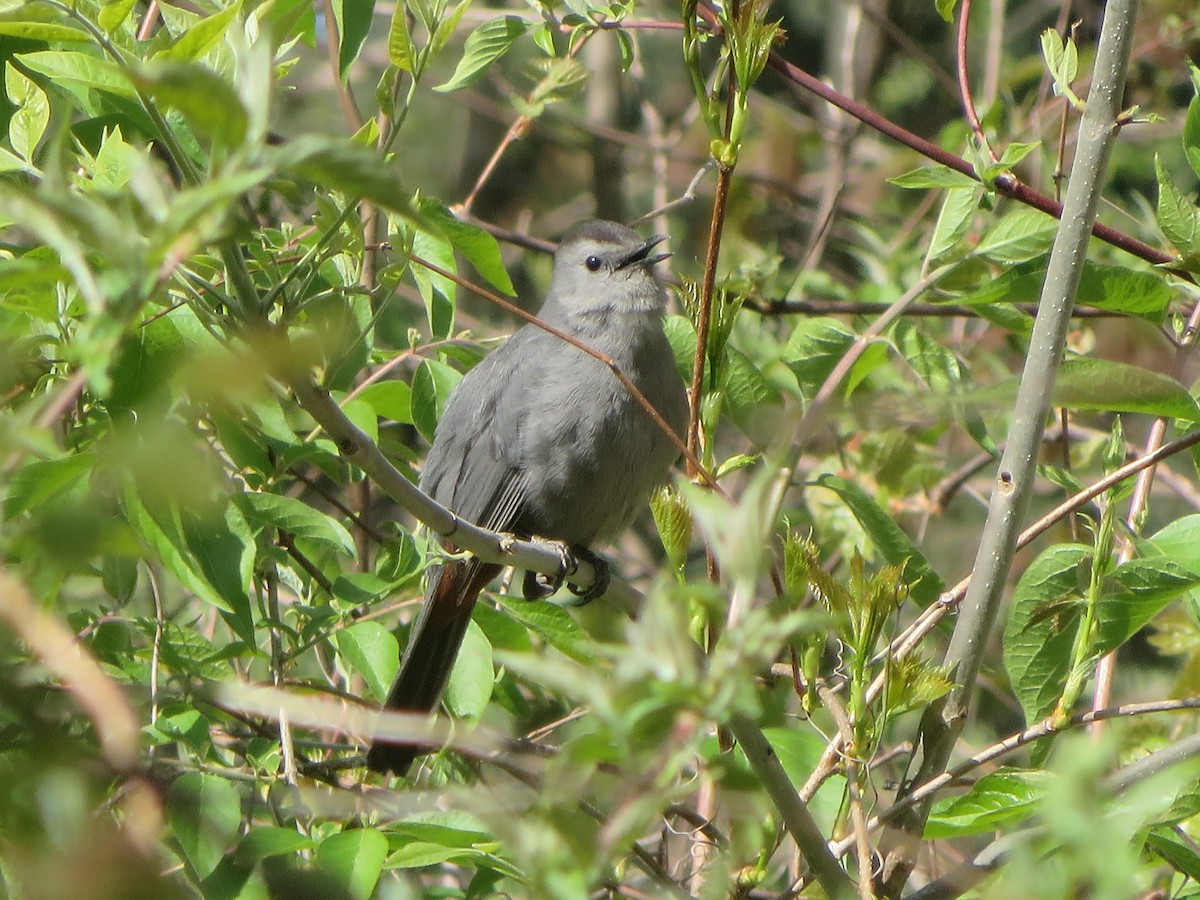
[
  {"left": 747, "top": 297, "right": 1128, "bottom": 318},
  {"left": 956, "top": 0, "right": 996, "bottom": 163}
]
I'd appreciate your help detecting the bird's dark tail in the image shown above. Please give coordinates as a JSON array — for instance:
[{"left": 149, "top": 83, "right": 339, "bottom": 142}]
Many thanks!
[{"left": 366, "top": 559, "right": 501, "bottom": 776}]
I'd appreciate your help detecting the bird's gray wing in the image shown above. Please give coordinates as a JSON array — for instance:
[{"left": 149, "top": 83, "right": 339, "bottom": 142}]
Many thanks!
[{"left": 418, "top": 329, "right": 546, "bottom": 536}]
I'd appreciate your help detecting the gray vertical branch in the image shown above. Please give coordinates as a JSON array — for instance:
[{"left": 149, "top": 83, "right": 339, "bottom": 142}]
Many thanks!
[{"left": 879, "top": 0, "right": 1141, "bottom": 892}]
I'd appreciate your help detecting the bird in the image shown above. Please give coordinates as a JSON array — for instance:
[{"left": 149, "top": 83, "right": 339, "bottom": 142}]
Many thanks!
[{"left": 366, "top": 219, "right": 689, "bottom": 776}]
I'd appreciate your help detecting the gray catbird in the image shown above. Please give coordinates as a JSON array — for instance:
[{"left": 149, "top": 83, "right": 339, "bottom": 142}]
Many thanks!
[{"left": 366, "top": 219, "right": 689, "bottom": 776}]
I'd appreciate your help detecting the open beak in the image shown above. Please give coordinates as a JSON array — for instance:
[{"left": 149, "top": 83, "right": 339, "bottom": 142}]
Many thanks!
[{"left": 615, "top": 235, "right": 671, "bottom": 271}]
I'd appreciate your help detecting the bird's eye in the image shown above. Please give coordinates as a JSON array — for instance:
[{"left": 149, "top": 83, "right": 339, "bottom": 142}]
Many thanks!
[{"left": 585, "top": 255, "right": 602, "bottom": 272}]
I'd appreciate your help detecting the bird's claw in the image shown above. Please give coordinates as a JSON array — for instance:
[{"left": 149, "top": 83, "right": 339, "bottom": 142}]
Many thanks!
[{"left": 521, "top": 544, "right": 609, "bottom": 605}]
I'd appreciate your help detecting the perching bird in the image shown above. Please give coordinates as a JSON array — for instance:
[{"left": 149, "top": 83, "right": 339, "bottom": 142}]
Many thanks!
[{"left": 366, "top": 219, "right": 688, "bottom": 776}]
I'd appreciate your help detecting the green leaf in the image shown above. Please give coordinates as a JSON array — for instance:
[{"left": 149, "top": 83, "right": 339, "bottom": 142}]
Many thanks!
[
  {"left": 330, "top": 0, "right": 374, "bottom": 79},
  {"left": 152, "top": 0, "right": 242, "bottom": 62},
  {"left": 722, "top": 346, "right": 782, "bottom": 434},
  {"left": 271, "top": 137, "right": 409, "bottom": 214},
  {"left": 236, "top": 492, "right": 356, "bottom": 556},
  {"left": 759, "top": 728, "right": 846, "bottom": 832},
  {"left": 1156, "top": 154, "right": 1200, "bottom": 264},
  {"left": 501, "top": 597, "right": 588, "bottom": 661},
  {"left": 354, "top": 380, "right": 413, "bottom": 423},
  {"left": 1146, "top": 826, "right": 1200, "bottom": 881},
  {"left": 5, "top": 62, "right": 49, "bottom": 162},
  {"left": 1139, "top": 514, "right": 1200, "bottom": 578},
  {"left": 415, "top": 196, "right": 516, "bottom": 295},
  {"left": 335, "top": 621, "right": 400, "bottom": 702},
  {"left": 3, "top": 454, "right": 93, "bottom": 518},
  {"left": 1095, "top": 559, "right": 1200, "bottom": 655},
  {"left": 926, "top": 183, "right": 981, "bottom": 263},
  {"left": 430, "top": 0, "right": 472, "bottom": 57},
  {"left": 972, "top": 206, "right": 1059, "bottom": 264},
  {"left": 315, "top": 829, "right": 388, "bottom": 900},
  {"left": 182, "top": 504, "right": 257, "bottom": 645},
  {"left": 133, "top": 61, "right": 249, "bottom": 150},
  {"left": 98, "top": 0, "right": 138, "bottom": 33},
  {"left": 782, "top": 317, "right": 854, "bottom": 395},
  {"left": 235, "top": 827, "right": 315, "bottom": 864},
  {"left": 386, "top": 0, "right": 416, "bottom": 71},
  {"left": 0, "top": 2, "right": 90, "bottom": 42},
  {"left": 408, "top": 218, "right": 457, "bottom": 336},
  {"left": 957, "top": 257, "right": 1171, "bottom": 321},
  {"left": 168, "top": 773, "right": 243, "bottom": 880},
  {"left": 444, "top": 619, "right": 493, "bottom": 719},
  {"left": 16, "top": 50, "right": 134, "bottom": 98},
  {"left": 1003, "top": 544, "right": 1089, "bottom": 723},
  {"left": 1054, "top": 359, "right": 1200, "bottom": 421},
  {"left": 1185, "top": 91, "right": 1200, "bottom": 180},
  {"left": 410, "top": 358, "right": 462, "bottom": 443},
  {"left": 887, "top": 165, "right": 979, "bottom": 190},
  {"left": 435, "top": 16, "right": 528, "bottom": 93},
  {"left": 926, "top": 768, "right": 1053, "bottom": 838},
  {"left": 810, "top": 474, "right": 945, "bottom": 607}
]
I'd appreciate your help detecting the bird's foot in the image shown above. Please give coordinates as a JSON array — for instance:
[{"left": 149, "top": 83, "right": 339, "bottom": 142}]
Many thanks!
[
  {"left": 521, "top": 544, "right": 609, "bottom": 606},
  {"left": 565, "top": 546, "right": 609, "bottom": 606}
]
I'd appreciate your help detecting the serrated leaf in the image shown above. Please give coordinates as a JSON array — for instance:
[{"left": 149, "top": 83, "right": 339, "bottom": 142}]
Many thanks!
[
  {"left": 810, "top": 474, "right": 945, "bottom": 606},
  {"left": 926, "top": 183, "right": 981, "bottom": 263},
  {"left": 435, "top": 16, "right": 528, "bottom": 93},
  {"left": 336, "top": 621, "right": 399, "bottom": 702},
  {"left": 1003, "top": 544, "right": 1089, "bottom": 723},
  {"left": 1156, "top": 155, "right": 1200, "bottom": 261},
  {"left": 926, "top": 768, "right": 1053, "bottom": 838},
  {"left": 1095, "top": 559, "right": 1200, "bottom": 655},
  {"left": 1054, "top": 358, "right": 1200, "bottom": 421},
  {"left": 973, "top": 206, "right": 1059, "bottom": 264},
  {"left": 236, "top": 492, "right": 356, "bottom": 555}
]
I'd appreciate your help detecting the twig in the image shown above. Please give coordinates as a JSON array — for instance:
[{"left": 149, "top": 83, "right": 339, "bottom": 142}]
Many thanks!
[
  {"left": 956, "top": 0, "right": 998, "bottom": 163},
  {"left": 816, "top": 684, "right": 875, "bottom": 899},
  {"left": 727, "top": 712, "right": 856, "bottom": 899}
]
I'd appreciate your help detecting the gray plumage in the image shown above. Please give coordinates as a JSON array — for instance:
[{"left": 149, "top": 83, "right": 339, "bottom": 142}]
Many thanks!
[{"left": 367, "top": 220, "right": 688, "bottom": 776}]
